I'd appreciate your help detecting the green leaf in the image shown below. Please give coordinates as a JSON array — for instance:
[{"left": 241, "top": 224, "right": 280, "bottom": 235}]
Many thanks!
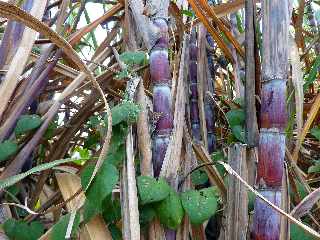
[
  {"left": 115, "top": 69, "right": 129, "bottom": 80},
  {"left": 181, "top": 187, "right": 217, "bottom": 225},
  {"left": 108, "top": 124, "right": 129, "bottom": 154},
  {"left": 102, "top": 196, "right": 122, "bottom": 223},
  {"left": 3, "top": 219, "right": 44, "bottom": 240},
  {"left": 226, "top": 109, "right": 245, "bottom": 127},
  {"left": 15, "top": 114, "right": 42, "bottom": 135},
  {"left": 44, "top": 121, "right": 58, "bottom": 140},
  {"left": 108, "top": 223, "right": 122, "bottom": 240},
  {"left": 231, "top": 125, "right": 245, "bottom": 143},
  {"left": 106, "top": 144, "right": 125, "bottom": 168},
  {"left": 81, "top": 162, "right": 119, "bottom": 206},
  {"left": 290, "top": 223, "right": 316, "bottom": 240},
  {"left": 304, "top": 56, "right": 320, "bottom": 91},
  {"left": 51, "top": 212, "right": 80, "bottom": 240},
  {"left": 108, "top": 101, "right": 141, "bottom": 126},
  {"left": 0, "top": 157, "right": 87, "bottom": 190},
  {"left": 5, "top": 185, "right": 20, "bottom": 198},
  {"left": 84, "top": 132, "right": 100, "bottom": 149},
  {"left": 181, "top": 9, "right": 194, "bottom": 17},
  {"left": 290, "top": 180, "right": 308, "bottom": 200},
  {"left": 248, "top": 191, "right": 256, "bottom": 212},
  {"left": 139, "top": 205, "right": 156, "bottom": 226},
  {"left": 72, "top": 147, "right": 90, "bottom": 165},
  {"left": 75, "top": 147, "right": 90, "bottom": 159},
  {"left": 0, "top": 140, "right": 18, "bottom": 162},
  {"left": 88, "top": 116, "right": 101, "bottom": 128},
  {"left": 310, "top": 127, "right": 320, "bottom": 141},
  {"left": 233, "top": 97, "right": 244, "bottom": 107},
  {"left": 119, "top": 51, "right": 147, "bottom": 66},
  {"left": 137, "top": 176, "right": 171, "bottom": 205},
  {"left": 83, "top": 199, "right": 102, "bottom": 223},
  {"left": 191, "top": 169, "right": 208, "bottom": 186},
  {"left": 236, "top": 13, "right": 244, "bottom": 33},
  {"left": 308, "top": 160, "right": 320, "bottom": 174},
  {"left": 211, "top": 151, "right": 225, "bottom": 161},
  {"left": 156, "top": 190, "right": 184, "bottom": 230}
]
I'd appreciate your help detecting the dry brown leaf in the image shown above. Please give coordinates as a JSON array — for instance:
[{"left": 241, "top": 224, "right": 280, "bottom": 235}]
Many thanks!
[
  {"left": 289, "top": 35, "right": 304, "bottom": 142},
  {"left": 188, "top": 0, "right": 234, "bottom": 63},
  {"left": 292, "top": 93, "right": 320, "bottom": 162},
  {"left": 69, "top": 3, "right": 123, "bottom": 46}
]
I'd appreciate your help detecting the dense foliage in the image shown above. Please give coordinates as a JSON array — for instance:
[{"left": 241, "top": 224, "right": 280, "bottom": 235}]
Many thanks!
[{"left": 0, "top": 0, "right": 319, "bottom": 239}]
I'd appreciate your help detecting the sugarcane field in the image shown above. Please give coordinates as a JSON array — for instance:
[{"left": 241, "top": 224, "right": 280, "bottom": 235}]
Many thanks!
[{"left": 0, "top": 0, "right": 319, "bottom": 239}]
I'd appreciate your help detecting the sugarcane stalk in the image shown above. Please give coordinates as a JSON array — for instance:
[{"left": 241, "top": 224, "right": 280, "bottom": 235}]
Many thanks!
[
  {"left": 252, "top": 1, "right": 289, "bottom": 239},
  {"left": 150, "top": 17, "right": 173, "bottom": 178},
  {"left": 189, "top": 29, "right": 201, "bottom": 142}
]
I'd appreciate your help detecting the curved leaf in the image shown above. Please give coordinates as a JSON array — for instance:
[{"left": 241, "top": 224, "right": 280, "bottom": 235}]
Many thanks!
[
  {"left": 137, "top": 176, "right": 171, "bottom": 205},
  {"left": 155, "top": 190, "right": 184, "bottom": 230},
  {"left": 181, "top": 187, "right": 218, "bottom": 225}
]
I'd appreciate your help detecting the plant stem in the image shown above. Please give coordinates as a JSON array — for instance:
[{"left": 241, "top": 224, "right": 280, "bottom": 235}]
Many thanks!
[
  {"left": 150, "top": 17, "right": 173, "bottom": 178},
  {"left": 252, "top": 1, "right": 289, "bottom": 239},
  {"left": 189, "top": 29, "right": 201, "bottom": 142}
]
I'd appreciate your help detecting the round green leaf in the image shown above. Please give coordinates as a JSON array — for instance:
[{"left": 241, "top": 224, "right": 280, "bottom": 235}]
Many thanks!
[
  {"left": 137, "top": 176, "right": 171, "bottom": 205},
  {"left": 226, "top": 109, "right": 245, "bottom": 127},
  {"left": 83, "top": 199, "right": 102, "bottom": 223},
  {"left": 15, "top": 115, "right": 42, "bottom": 135},
  {"left": 51, "top": 212, "right": 80, "bottom": 240},
  {"left": 139, "top": 205, "right": 156, "bottom": 226},
  {"left": 181, "top": 187, "right": 217, "bottom": 225},
  {"left": 231, "top": 125, "right": 245, "bottom": 142},
  {"left": 0, "top": 140, "right": 18, "bottom": 162},
  {"left": 108, "top": 101, "right": 141, "bottom": 126},
  {"left": 119, "top": 51, "right": 148, "bottom": 66},
  {"left": 156, "top": 190, "right": 184, "bottom": 230},
  {"left": 3, "top": 219, "right": 44, "bottom": 240},
  {"left": 191, "top": 169, "right": 208, "bottom": 186},
  {"left": 103, "top": 197, "right": 122, "bottom": 224},
  {"left": 81, "top": 162, "right": 119, "bottom": 206}
]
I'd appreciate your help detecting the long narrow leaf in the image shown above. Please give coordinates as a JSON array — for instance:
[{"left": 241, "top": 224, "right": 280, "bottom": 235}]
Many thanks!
[{"left": 0, "top": 157, "right": 89, "bottom": 190}]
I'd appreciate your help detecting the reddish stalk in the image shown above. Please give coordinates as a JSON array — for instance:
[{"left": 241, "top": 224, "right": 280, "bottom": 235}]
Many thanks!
[
  {"left": 150, "top": 17, "right": 173, "bottom": 178},
  {"left": 252, "top": 1, "right": 289, "bottom": 239},
  {"left": 148, "top": 6, "right": 175, "bottom": 240}
]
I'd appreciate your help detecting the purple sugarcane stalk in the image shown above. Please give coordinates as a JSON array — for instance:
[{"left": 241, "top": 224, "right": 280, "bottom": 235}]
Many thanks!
[
  {"left": 252, "top": 1, "right": 289, "bottom": 239},
  {"left": 148, "top": 15, "right": 175, "bottom": 240},
  {"left": 189, "top": 29, "right": 201, "bottom": 142},
  {"left": 150, "top": 18, "right": 173, "bottom": 178}
]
